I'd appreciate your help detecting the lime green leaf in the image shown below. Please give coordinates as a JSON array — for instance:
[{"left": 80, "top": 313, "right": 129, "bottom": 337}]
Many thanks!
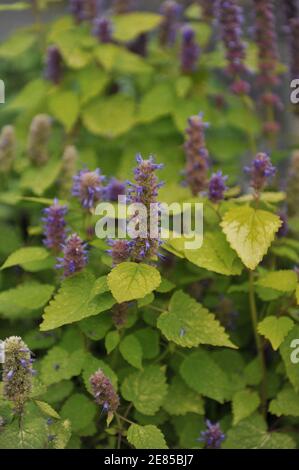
[
  {"left": 0, "top": 282, "right": 54, "bottom": 319},
  {"left": 6, "top": 79, "right": 48, "bottom": 111},
  {"left": 223, "top": 414, "right": 295, "bottom": 449},
  {"left": 113, "top": 12, "right": 162, "bottom": 42},
  {"left": 280, "top": 325, "right": 299, "bottom": 392},
  {"left": 138, "top": 83, "right": 175, "bottom": 123},
  {"left": 77, "top": 66, "right": 108, "bottom": 105},
  {"left": 232, "top": 389, "right": 260, "bottom": 425},
  {"left": 257, "top": 270, "right": 298, "bottom": 293},
  {"left": 121, "top": 366, "right": 168, "bottom": 415},
  {"left": 95, "top": 43, "right": 152, "bottom": 74},
  {"left": 82, "top": 94, "right": 136, "bottom": 138},
  {"left": 258, "top": 316, "right": 294, "bottom": 351},
  {"left": 163, "top": 377, "right": 204, "bottom": 416},
  {"left": 0, "top": 3, "right": 30, "bottom": 11},
  {"left": 1, "top": 247, "right": 49, "bottom": 270},
  {"left": 40, "top": 347, "right": 86, "bottom": 385},
  {"left": 105, "top": 331, "right": 120, "bottom": 354},
  {"left": 156, "top": 278, "right": 175, "bottom": 293},
  {"left": 0, "top": 31, "right": 35, "bottom": 59},
  {"left": 39, "top": 381, "right": 74, "bottom": 405},
  {"left": 48, "top": 91, "right": 79, "bottom": 132},
  {"left": 157, "top": 290, "right": 236, "bottom": 349},
  {"left": 119, "top": 334, "right": 143, "bottom": 369},
  {"left": 60, "top": 394, "right": 97, "bottom": 432},
  {"left": 107, "top": 262, "right": 161, "bottom": 303},
  {"left": 53, "top": 29, "right": 92, "bottom": 69},
  {"left": 127, "top": 424, "right": 167, "bottom": 449},
  {"left": 48, "top": 419, "right": 72, "bottom": 449},
  {"left": 180, "top": 350, "right": 231, "bottom": 403},
  {"left": 82, "top": 353, "right": 118, "bottom": 394},
  {"left": 0, "top": 416, "right": 47, "bottom": 449},
  {"left": 35, "top": 400, "right": 60, "bottom": 420},
  {"left": 269, "top": 385, "right": 299, "bottom": 417},
  {"left": 221, "top": 206, "right": 281, "bottom": 270},
  {"left": 21, "top": 160, "right": 62, "bottom": 196},
  {"left": 40, "top": 273, "right": 115, "bottom": 331}
]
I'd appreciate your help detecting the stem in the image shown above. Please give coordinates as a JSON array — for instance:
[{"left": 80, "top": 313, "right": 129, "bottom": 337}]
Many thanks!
[
  {"left": 248, "top": 269, "right": 267, "bottom": 417},
  {"left": 115, "top": 413, "right": 135, "bottom": 426}
]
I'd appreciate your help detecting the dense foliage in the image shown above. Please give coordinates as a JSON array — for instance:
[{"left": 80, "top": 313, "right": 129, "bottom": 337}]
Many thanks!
[{"left": 0, "top": 0, "right": 299, "bottom": 450}]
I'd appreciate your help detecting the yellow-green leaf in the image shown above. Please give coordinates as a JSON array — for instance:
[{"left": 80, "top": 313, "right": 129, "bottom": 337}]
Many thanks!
[
  {"left": 1, "top": 247, "right": 49, "bottom": 270},
  {"left": 257, "top": 270, "right": 298, "bottom": 293},
  {"left": 232, "top": 389, "right": 260, "bottom": 425},
  {"left": 48, "top": 91, "right": 79, "bottom": 132},
  {"left": 127, "top": 424, "right": 168, "bottom": 449},
  {"left": 258, "top": 316, "right": 294, "bottom": 351},
  {"left": 113, "top": 12, "right": 162, "bottom": 42}
]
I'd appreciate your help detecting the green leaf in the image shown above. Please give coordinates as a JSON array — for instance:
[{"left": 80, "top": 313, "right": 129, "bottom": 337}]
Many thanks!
[
  {"left": 221, "top": 205, "right": 281, "bottom": 270},
  {"left": 40, "top": 347, "right": 86, "bottom": 385},
  {"left": 269, "top": 385, "right": 299, "bottom": 417},
  {"left": 0, "top": 282, "right": 54, "bottom": 319},
  {"left": 121, "top": 366, "right": 168, "bottom": 415},
  {"left": 82, "top": 94, "right": 136, "bottom": 138},
  {"left": 257, "top": 270, "right": 298, "bottom": 293},
  {"left": 138, "top": 83, "right": 175, "bottom": 123},
  {"left": 60, "top": 394, "right": 97, "bottom": 432},
  {"left": 1, "top": 247, "right": 49, "bottom": 270},
  {"left": 180, "top": 350, "right": 231, "bottom": 403},
  {"left": 48, "top": 91, "right": 79, "bottom": 132},
  {"left": 163, "top": 377, "right": 204, "bottom": 416},
  {"left": 0, "top": 3, "right": 30, "bottom": 11},
  {"left": 135, "top": 328, "right": 160, "bottom": 359},
  {"left": 35, "top": 400, "right": 60, "bottom": 420},
  {"left": 119, "top": 334, "right": 143, "bottom": 369},
  {"left": 232, "top": 389, "right": 260, "bottom": 425},
  {"left": 280, "top": 325, "right": 299, "bottom": 392},
  {"left": 40, "top": 273, "right": 115, "bottom": 331},
  {"left": 105, "top": 331, "right": 120, "bottom": 354},
  {"left": 108, "top": 262, "right": 161, "bottom": 303},
  {"left": 0, "top": 31, "right": 35, "bottom": 59},
  {"left": 127, "top": 424, "right": 167, "bottom": 449},
  {"left": 113, "top": 12, "right": 162, "bottom": 42},
  {"left": 157, "top": 290, "right": 236, "bottom": 349},
  {"left": 296, "top": 284, "right": 299, "bottom": 305},
  {"left": 258, "top": 316, "right": 294, "bottom": 351},
  {"left": 21, "top": 160, "right": 62, "bottom": 196},
  {"left": 53, "top": 29, "right": 92, "bottom": 69},
  {"left": 223, "top": 414, "right": 295, "bottom": 449},
  {"left": 6, "top": 79, "right": 48, "bottom": 111},
  {"left": 0, "top": 416, "right": 47, "bottom": 449},
  {"left": 48, "top": 419, "right": 72, "bottom": 449},
  {"left": 39, "top": 380, "right": 74, "bottom": 405},
  {"left": 77, "top": 66, "right": 108, "bottom": 105},
  {"left": 95, "top": 44, "right": 152, "bottom": 75},
  {"left": 185, "top": 231, "right": 243, "bottom": 276}
]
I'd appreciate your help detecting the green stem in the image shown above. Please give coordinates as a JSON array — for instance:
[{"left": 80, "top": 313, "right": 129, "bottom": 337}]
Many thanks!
[{"left": 248, "top": 269, "right": 267, "bottom": 418}]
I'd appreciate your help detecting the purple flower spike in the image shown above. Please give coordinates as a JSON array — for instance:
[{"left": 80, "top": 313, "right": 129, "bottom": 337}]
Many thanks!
[
  {"left": 198, "top": 420, "right": 226, "bottom": 449},
  {"left": 181, "top": 25, "right": 200, "bottom": 74},
  {"left": 244, "top": 152, "right": 276, "bottom": 193},
  {"left": 42, "top": 199, "right": 68, "bottom": 253},
  {"left": 72, "top": 168, "right": 105, "bottom": 209},
  {"left": 56, "top": 233, "right": 88, "bottom": 278},
  {"left": 90, "top": 368, "right": 119, "bottom": 413},
  {"left": 107, "top": 239, "right": 133, "bottom": 266},
  {"left": 159, "top": 1, "right": 182, "bottom": 47},
  {"left": 93, "top": 16, "right": 113, "bottom": 43},
  {"left": 69, "top": 0, "right": 86, "bottom": 22},
  {"left": 44, "top": 46, "right": 63, "bottom": 85},
  {"left": 208, "top": 171, "right": 228, "bottom": 203},
  {"left": 104, "top": 178, "right": 126, "bottom": 202}
]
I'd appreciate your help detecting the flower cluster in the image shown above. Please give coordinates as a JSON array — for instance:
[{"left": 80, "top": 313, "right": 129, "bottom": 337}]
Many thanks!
[
  {"left": 287, "top": 150, "right": 299, "bottom": 216},
  {"left": 244, "top": 152, "right": 276, "bottom": 194},
  {"left": 93, "top": 16, "right": 113, "bottom": 43},
  {"left": 60, "top": 145, "right": 78, "bottom": 196},
  {"left": 56, "top": 233, "right": 88, "bottom": 277},
  {"left": 42, "top": 199, "right": 68, "bottom": 253},
  {"left": 290, "top": 18, "right": 299, "bottom": 80},
  {"left": 159, "top": 1, "right": 182, "bottom": 46},
  {"left": 72, "top": 168, "right": 105, "bottom": 209},
  {"left": 180, "top": 25, "right": 200, "bottom": 74},
  {"left": 69, "top": 0, "right": 98, "bottom": 22},
  {"left": 0, "top": 125, "right": 16, "bottom": 173},
  {"left": 184, "top": 113, "right": 210, "bottom": 195},
  {"left": 90, "top": 368, "right": 119, "bottom": 413},
  {"left": 27, "top": 114, "right": 52, "bottom": 166},
  {"left": 208, "top": 171, "right": 228, "bottom": 203},
  {"left": 219, "top": 0, "right": 250, "bottom": 95},
  {"left": 3, "top": 336, "right": 35, "bottom": 413},
  {"left": 283, "top": 0, "right": 298, "bottom": 24},
  {"left": 104, "top": 177, "right": 126, "bottom": 202},
  {"left": 107, "top": 239, "right": 133, "bottom": 266},
  {"left": 198, "top": 420, "right": 226, "bottom": 449},
  {"left": 45, "top": 46, "right": 63, "bottom": 84}
]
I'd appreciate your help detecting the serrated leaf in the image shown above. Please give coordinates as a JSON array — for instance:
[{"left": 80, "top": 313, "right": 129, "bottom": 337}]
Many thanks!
[
  {"left": 1, "top": 247, "right": 49, "bottom": 270},
  {"left": 35, "top": 400, "right": 60, "bottom": 420},
  {"left": 0, "top": 282, "right": 54, "bottom": 319},
  {"left": 40, "top": 347, "right": 86, "bottom": 385},
  {"left": 0, "top": 416, "right": 47, "bottom": 449},
  {"left": 60, "top": 394, "right": 97, "bottom": 432},
  {"left": 280, "top": 325, "right": 299, "bottom": 392},
  {"left": 257, "top": 270, "right": 298, "bottom": 293},
  {"left": 121, "top": 366, "right": 168, "bottom": 415},
  {"left": 232, "top": 389, "right": 260, "bottom": 425},
  {"left": 269, "top": 385, "right": 299, "bottom": 417},
  {"left": 113, "top": 12, "right": 162, "bottom": 42},
  {"left": 180, "top": 350, "right": 232, "bottom": 403},
  {"left": 108, "top": 262, "right": 161, "bottom": 303},
  {"left": 258, "top": 316, "right": 294, "bottom": 351},
  {"left": 221, "top": 206, "right": 281, "bottom": 270},
  {"left": 40, "top": 273, "right": 115, "bottom": 331},
  {"left": 105, "top": 331, "right": 120, "bottom": 354},
  {"left": 157, "top": 290, "right": 236, "bottom": 349},
  {"left": 163, "top": 377, "right": 204, "bottom": 416},
  {"left": 48, "top": 91, "right": 79, "bottom": 132},
  {"left": 185, "top": 231, "right": 243, "bottom": 276},
  {"left": 119, "top": 334, "right": 143, "bottom": 369},
  {"left": 127, "top": 424, "right": 167, "bottom": 449}
]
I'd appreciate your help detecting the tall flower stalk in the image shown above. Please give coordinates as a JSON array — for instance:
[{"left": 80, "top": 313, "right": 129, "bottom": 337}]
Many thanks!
[
  {"left": 27, "top": 114, "right": 52, "bottom": 166},
  {"left": 159, "top": 1, "right": 182, "bottom": 46}
]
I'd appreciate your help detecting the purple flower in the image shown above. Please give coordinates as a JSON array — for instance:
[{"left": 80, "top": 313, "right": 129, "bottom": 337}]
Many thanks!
[
  {"left": 92, "top": 16, "right": 113, "bottom": 43},
  {"left": 42, "top": 199, "right": 68, "bottom": 253},
  {"left": 69, "top": 0, "right": 86, "bottom": 22},
  {"left": 244, "top": 152, "right": 276, "bottom": 193},
  {"left": 208, "top": 171, "right": 228, "bottom": 203},
  {"left": 159, "top": 1, "right": 182, "bottom": 46},
  {"left": 90, "top": 368, "right": 119, "bottom": 413},
  {"left": 44, "top": 46, "right": 62, "bottom": 85},
  {"left": 104, "top": 178, "right": 126, "bottom": 202},
  {"left": 56, "top": 233, "right": 88, "bottom": 277},
  {"left": 290, "top": 18, "right": 299, "bottom": 80},
  {"left": 72, "top": 168, "right": 105, "bottom": 209},
  {"left": 198, "top": 420, "right": 226, "bottom": 449},
  {"left": 107, "top": 239, "right": 133, "bottom": 266},
  {"left": 184, "top": 113, "right": 210, "bottom": 195},
  {"left": 219, "top": 0, "right": 250, "bottom": 94},
  {"left": 180, "top": 25, "right": 200, "bottom": 74}
]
